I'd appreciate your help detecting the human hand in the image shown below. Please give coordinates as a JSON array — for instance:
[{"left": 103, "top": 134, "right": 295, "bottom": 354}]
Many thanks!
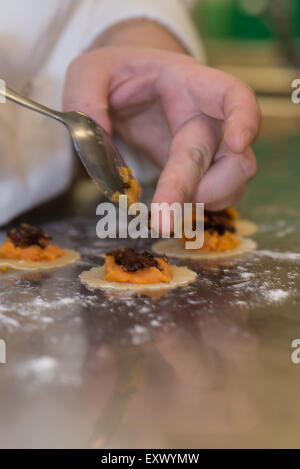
[{"left": 63, "top": 46, "right": 260, "bottom": 211}]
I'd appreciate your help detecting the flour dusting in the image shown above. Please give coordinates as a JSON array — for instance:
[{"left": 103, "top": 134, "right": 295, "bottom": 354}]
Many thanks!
[
  {"left": 31, "top": 297, "right": 76, "bottom": 308},
  {"left": 18, "top": 356, "right": 57, "bottom": 383},
  {"left": 130, "top": 325, "right": 150, "bottom": 345},
  {"left": 256, "top": 250, "right": 300, "bottom": 261},
  {"left": 0, "top": 312, "right": 20, "bottom": 329},
  {"left": 265, "top": 289, "right": 290, "bottom": 303}
]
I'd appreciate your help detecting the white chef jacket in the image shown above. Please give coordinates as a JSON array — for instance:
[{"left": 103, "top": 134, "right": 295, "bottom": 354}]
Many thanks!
[{"left": 0, "top": 0, "right": 204, "bottom": 225}]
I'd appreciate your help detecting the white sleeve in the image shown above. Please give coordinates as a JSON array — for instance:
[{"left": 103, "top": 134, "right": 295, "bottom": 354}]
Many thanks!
[
  {"left": 83, "top": 0, "right": 206, "bottom": 62},
  {"left": 0, "top": 0, "right": 205, "bottom": 226}
]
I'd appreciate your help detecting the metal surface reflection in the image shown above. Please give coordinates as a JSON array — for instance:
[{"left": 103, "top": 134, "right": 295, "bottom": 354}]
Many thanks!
[{"left": 1, "top": 133, "right": 300, "bottom": 448}]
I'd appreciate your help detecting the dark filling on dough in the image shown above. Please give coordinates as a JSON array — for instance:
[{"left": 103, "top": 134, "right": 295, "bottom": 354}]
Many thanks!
[
  {"left": 204, "top": 210, "right": 236, "bottom": 236},
  {"left": 8, "top": 223, "right": 52, "bottom": 249},
  {"left": 207, "top": 208, "right": 235, "bottom": 221},
  {"left": 107, "top": 248, "right": 168, "bottom": 273},
  {"left": 148, "top": 208, "right": 236, "bottom": 236}
]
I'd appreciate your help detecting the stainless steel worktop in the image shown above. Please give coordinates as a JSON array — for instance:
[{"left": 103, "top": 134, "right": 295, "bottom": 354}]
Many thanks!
[{"left": 0, "top": 132, "right": 300, "bottom": 449}]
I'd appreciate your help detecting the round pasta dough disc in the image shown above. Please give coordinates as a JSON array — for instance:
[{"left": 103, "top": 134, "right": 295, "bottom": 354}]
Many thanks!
[
  {"left": 152, "top": 237, "right": 256, "bottom": 260},
  {"left": 80, "top": 265, "right": 197, "bottom": 292},
  {"left": 235, "top": 219, "right": 258, "bottom": 236},
  {"left": 0, "top": 249, "right": 80, "bottom": 271}
]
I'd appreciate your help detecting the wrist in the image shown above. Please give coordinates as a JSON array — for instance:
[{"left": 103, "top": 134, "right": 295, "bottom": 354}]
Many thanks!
[{"left": 91, "top": 19, "right": 186, "bottom": 54}]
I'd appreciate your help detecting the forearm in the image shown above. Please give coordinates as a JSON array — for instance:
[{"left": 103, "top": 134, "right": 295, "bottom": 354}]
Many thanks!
[{"left": 91, "top": 19, "right": 187, "bottom": 54}]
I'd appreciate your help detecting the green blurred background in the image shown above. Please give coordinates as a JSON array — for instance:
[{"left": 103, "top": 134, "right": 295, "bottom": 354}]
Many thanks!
[
  {"left": 189, "top": 0, "right": 300, "bottom": 139},
  {"left": 193, "top": 0, "right": 298, "bottom": 40}
]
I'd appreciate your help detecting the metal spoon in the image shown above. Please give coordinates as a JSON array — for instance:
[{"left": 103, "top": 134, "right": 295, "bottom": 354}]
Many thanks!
[{"left": 0, "top": 85, "right": 128, "bottom": 201}]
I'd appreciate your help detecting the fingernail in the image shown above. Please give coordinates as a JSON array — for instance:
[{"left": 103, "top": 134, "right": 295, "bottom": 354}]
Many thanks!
[
  {"left": 189, "top": 148, "right": 205, "bottom": 179},
  {"left": 240, "top": 129, "right": 253, "bottom": 149}
]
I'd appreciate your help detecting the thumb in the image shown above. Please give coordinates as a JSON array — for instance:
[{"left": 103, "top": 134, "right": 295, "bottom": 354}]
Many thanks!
[{"left": 62, "top": 50, "right": 112, "bottom": 135}]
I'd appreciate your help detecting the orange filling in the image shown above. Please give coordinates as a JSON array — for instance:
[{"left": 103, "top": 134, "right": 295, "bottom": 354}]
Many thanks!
[
  {"left": 0, "top": 240, "right": 64, "bottom": 262},
  {"left": 112, "top": 167, "right": 141, "bottom": 206},
  {"left": 103, "top": 255, "right": 173, "bottom": 284},
  {"left": 182, "top": 207, "right": 240, "bottom": 252},
  {"left": 195, "top": 231, "right": 239, "bottom": 252},
  {"left": 182, "top": 230, "right": 239, "bottom": 252},
  {"left": 224, "top": 207, "right": 238, "bottom": 223}
]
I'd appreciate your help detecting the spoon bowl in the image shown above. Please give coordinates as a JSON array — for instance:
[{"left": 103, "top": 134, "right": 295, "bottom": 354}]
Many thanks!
[{"left": 64, "top": 111, "right": 126, "bottom": 199}]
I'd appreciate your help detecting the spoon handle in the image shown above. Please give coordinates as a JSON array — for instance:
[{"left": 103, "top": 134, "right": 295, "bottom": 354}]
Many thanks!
[{"left": 0, "top": 85, "right": 64, "bottom": 123}]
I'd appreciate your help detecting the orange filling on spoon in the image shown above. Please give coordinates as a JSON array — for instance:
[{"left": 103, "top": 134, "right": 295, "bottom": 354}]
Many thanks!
[
  {"left": 103, "top": 248, "right": 172, "bottom": 284},
  {"left": 0, "top": 223, "right": 64, "bottom": 262},
  {"left": 112, "top": 167, "right": 141, "bottom": 206}
]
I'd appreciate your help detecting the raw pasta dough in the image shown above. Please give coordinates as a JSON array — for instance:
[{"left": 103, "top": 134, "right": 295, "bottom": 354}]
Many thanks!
[
  {"left": 0, "top": 249, "right": 80, "bottom": 271},
  {"left": 152, "top": 237, "right": 257, "bottom": 260},
  {"left": 235, "top": 219, "right": 258, "bottom": 236},
  {"left": 80, "top": 265, "right": 197, "bottom": 291}
]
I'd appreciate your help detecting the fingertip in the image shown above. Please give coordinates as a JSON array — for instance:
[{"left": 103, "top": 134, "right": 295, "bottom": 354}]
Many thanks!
[
  {"left": 152, "top": 183, "right": 183, "bottom": 235},
  {"left": 225, "top": 126, "right": 254, "bottom": 154}
]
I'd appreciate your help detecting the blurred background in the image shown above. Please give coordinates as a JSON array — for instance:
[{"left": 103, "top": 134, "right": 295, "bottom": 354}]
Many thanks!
[{"left": 192, "top": 0, "right": 300, "bottom": 137}]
